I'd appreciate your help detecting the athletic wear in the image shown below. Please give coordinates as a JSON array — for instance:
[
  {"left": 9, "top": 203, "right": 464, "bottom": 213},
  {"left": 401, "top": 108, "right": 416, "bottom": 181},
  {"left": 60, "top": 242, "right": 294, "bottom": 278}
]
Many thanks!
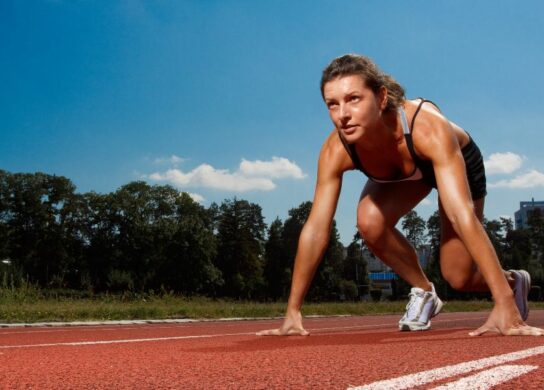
[
  {"left": 510, "top": 269, "right": 531, "bottom": 321},
  {"left": 338, "top": 99, "right": 487, "bottom": 200},
  {"left": 398, "top": 283, "right": 444, "bottom": 331}
]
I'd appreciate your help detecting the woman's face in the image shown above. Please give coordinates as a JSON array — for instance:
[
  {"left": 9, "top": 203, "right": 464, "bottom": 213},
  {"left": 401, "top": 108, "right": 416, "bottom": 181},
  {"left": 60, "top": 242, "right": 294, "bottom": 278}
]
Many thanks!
[{"left": 323, "top": 75, "right": 385, "bottom": 143}]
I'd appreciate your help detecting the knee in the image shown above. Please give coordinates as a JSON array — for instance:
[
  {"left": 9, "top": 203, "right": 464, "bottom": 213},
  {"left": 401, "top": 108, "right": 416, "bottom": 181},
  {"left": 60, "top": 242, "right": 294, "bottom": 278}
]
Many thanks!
[
  {"left": 357, "top": 208, "right": 387, "bottom": 248},
  {"left": 442, "top": 271, "right": 472, "bottom": 291}
]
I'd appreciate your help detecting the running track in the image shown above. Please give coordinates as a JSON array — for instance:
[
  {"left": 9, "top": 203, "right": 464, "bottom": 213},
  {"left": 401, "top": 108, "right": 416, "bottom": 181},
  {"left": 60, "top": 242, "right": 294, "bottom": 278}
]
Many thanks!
[{"left": 1, "top": 311, "right": 544, "bottom": 389}]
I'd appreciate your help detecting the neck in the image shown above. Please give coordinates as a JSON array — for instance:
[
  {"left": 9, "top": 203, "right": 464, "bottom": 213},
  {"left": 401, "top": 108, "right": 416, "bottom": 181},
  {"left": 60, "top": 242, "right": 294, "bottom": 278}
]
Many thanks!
[{"left": 357, "top": 109, "right": 402, "bottom": 151}]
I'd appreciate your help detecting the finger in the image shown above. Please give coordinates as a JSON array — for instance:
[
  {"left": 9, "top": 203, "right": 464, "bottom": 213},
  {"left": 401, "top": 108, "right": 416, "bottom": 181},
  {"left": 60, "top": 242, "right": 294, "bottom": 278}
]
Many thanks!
[
  {"left": 469, "top": 325, "right": 493, "bottom": 337},
  {"left": 509, "top": 326, "right": 544, "bottom": 336},
  {"left": 256, "top": 329, "right": 281, "bottom": 336},
  {"left": 286, "top": 328, "right": 310, "bottom": 336},
  {"left": 256, "top": 328, "right": 310, "bottom": 336}
]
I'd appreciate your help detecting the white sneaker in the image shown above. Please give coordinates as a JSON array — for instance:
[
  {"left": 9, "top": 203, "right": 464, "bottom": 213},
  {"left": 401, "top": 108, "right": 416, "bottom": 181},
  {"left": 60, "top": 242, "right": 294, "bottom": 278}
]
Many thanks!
[
  {"left": 398, "top": 283, "right": 443, "bottom": 331},
  {"left": 509, "top": 269, "right": 531, "bottom": 321}
]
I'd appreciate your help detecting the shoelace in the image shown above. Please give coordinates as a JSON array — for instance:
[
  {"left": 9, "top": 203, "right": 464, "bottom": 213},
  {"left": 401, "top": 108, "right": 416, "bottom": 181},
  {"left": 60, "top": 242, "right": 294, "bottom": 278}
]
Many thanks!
[{"left": 404, "top": 291, "right": 424, "bottom": 320}]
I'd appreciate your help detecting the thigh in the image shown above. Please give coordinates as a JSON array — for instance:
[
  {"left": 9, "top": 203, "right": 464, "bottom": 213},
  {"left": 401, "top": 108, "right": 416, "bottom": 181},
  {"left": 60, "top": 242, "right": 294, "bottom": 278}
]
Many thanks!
[
  {"left": 439, "top": 197, "right": 485, "bottom": 276},
  {"left": 358, "top": 179, "right": 432, "bottom": 226}
]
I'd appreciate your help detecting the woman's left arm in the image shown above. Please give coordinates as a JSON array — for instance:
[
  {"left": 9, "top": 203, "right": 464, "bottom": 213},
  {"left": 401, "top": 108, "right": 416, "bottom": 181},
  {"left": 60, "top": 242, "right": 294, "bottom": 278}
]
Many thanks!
[
  {"left": 414, "top": 115, "right": 543, "bottom": 336},
  {"left": 422, "top": 124, "right": 512, "bottom": 302}
]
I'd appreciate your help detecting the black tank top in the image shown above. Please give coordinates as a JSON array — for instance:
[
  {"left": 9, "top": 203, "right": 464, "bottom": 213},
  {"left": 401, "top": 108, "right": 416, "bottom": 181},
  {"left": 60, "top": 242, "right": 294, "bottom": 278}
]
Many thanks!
[{"left": 337, "top": 98, "right": 437, "bottom": 186}]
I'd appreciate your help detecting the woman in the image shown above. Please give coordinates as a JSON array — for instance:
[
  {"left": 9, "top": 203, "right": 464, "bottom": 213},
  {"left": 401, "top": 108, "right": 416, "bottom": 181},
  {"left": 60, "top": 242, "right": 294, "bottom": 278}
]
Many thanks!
[{"left": 258, "top": 54, "right": 542, "bottom": 337}]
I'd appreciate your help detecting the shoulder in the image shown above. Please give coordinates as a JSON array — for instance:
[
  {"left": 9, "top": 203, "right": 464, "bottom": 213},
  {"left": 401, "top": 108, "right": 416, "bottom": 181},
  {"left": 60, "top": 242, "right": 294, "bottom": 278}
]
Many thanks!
[
  {"left": 319, "top": 129, "right": 356, "bottom": 174},
  {"left": 406, "top": 100, "right": 460, "bottom": 160}
]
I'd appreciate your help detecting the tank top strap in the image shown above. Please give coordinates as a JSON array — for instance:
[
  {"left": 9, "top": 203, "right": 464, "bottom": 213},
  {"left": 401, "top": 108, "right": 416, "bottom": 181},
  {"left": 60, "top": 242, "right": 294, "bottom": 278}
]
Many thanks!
[
  {"left": 410, "top": 99, "right": 427, "bottom": 132},
  {"left": 337, "top": 129, "right": 364, "bottom": 171},
  {"left": 405, "top": 98, "right": 440, "bottom": 166},
  {"left": 398, "top": 107, "right": 410, "bottom": 135}
]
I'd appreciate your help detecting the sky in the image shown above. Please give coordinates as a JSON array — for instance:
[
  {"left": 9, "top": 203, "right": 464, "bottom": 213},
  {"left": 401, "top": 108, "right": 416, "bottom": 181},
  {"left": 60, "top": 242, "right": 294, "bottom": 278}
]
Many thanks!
[{"left": 1, "top": 1, "right": 544, "bottom": 244}]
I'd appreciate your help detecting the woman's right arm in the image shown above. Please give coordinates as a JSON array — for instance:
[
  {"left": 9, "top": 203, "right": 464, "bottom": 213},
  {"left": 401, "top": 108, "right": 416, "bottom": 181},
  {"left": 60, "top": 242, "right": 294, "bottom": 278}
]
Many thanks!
[{"left": 257, "top": 134, "right": 346, "bottom": 336}]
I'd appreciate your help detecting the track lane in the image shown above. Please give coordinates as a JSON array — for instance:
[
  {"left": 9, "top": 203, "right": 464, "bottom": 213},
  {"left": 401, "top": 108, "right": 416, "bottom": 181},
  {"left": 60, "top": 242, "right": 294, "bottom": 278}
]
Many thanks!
[{"left": 1, "top": 311, "right": 543, "bottom": 389}]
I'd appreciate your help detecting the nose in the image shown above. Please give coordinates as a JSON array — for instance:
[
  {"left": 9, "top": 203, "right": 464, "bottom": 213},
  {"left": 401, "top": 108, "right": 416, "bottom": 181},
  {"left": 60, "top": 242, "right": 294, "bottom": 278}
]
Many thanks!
[{"left": 339, "top": 104, "right": 351, "bottom": 123}]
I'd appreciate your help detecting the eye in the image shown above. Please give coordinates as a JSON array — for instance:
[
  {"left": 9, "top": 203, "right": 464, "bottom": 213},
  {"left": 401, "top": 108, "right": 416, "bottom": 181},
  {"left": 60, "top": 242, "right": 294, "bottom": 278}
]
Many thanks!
[
  {"left": 327, "top": 101, "right": 338, "bottom": 109},
  {"left": 349, "top": 95, "right": 360, "bottom": 103}
]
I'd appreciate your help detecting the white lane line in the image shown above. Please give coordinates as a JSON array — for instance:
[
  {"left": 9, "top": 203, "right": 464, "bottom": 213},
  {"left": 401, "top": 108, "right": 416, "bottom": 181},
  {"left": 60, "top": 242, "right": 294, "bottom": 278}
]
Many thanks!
[
  {"left": 348, "top": 346, "right": 544, "bottom": 390},
  {"left": 430, "top": 365, "right": 538, "bottom": 390},
  {"left": 0, "top": 323, "right": 392, "bottom": 349},
  {"left": 0, "top": 322, "right": 403, "bottom": 349},
  {"left": 0, "top": 311, "right": 492, "bottom": 340},
  {"left": 0, "top": 321, "right": 386, "bottom": 338},
  {"left": 0, "top": 332, "right": 256, "bottom": 349},
  {"left": 0, "top": 312, "right": 490, "bottom": 332},
  {"left": 0, "top": 314, "right": 491, "bottom": 348}
]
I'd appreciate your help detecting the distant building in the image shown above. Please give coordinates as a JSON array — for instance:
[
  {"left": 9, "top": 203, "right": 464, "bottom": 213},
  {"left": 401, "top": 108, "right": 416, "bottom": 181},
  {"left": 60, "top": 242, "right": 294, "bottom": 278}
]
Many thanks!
[
  {"left": 365, "top": 247, "right": 390, "bottom": 273},
  {"left": 365, "top": 244, "right": 431, "bottom": 298},
  {"left": 514, "top": 198, "right": 544, "bottom": 230}
]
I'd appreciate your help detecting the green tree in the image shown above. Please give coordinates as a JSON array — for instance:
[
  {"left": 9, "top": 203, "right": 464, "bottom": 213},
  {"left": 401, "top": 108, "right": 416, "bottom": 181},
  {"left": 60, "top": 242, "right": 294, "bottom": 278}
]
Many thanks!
[
  {"left": 282, "top": 201, "right": 345, "bottom": 301},
  {"left": 483, "top": 218, "right": 507, "bottom": 261},
  {"left": 396, "top": 210, "right": 427, "bottom": 298},
  {"left": 307, "top": 220, "right": 345, "bottom": 301},
  {"left": 401, "top": 210, "right": 426, "bottom": 249},
  {"left": 215, "top": 198, "right": 266, "bottom": 298},
  {"left": 528, "top": 208, "right": 544, "bottom": 257},
  {"left": 342, "top": 233, "right": 368, "bottom": 299},
  {"left": 0, "top": 170, "right": 13, "bottom": 261},
  {"left": 110, "top": 182, "right": 221, "bottom": 294},
  {"left": 282, "top": 201, "right": 313, "bottom": 265},
  {"left": 158, "top": 191, "right": 221, "bottom": 295},
  {"left": 84, "top": 191, "right": 123, "bottom": 291},
  {"left": 425, "top": 210, "right": 446, "bottom": 296},
  {"left": 263, "top": 218, "right": 290, "bottom": 300},
  {"left": 1, "top": 171, "right": 80, "bottom": 287},
  {"left": 527, "top": 208, "right": 544, "bottom": 286}
]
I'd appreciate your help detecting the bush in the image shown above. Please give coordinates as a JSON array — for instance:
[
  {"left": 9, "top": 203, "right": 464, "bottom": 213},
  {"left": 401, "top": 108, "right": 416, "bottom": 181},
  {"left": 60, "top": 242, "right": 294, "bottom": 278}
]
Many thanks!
[
  {"left": 370, "top": 289, "right": 382, "bottom": 302},
  {"left": 106, "top": 270, "right": 134, "bottom": 292},
  {"left": 338, "top": 280, "right": 359, "bottom": 301}
]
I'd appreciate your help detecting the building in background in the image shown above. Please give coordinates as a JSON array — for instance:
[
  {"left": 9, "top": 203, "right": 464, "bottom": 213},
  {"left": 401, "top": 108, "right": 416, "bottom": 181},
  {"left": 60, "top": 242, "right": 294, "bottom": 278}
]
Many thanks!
[
  {"left": 514, "top": 198, "right": 544, "bottom": 230},
  {"left": 366, "top": 245, "right": 432, "bottom": 299}
]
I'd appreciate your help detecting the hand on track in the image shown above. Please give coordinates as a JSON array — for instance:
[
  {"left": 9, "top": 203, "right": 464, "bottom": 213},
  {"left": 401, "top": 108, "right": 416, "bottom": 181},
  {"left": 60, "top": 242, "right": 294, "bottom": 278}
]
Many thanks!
[
  {"left": 469, "top": 300, "right": 544, "bottom": 336},
  {"left": 256, "top": 310, "right": 309, "bottom": 336}
]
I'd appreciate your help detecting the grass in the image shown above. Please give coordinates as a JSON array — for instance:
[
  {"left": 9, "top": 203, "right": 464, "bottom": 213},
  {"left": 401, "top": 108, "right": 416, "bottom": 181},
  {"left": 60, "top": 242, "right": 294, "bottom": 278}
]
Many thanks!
[
  {"left": 2, "top": 291, "right": 544, "bottom": 324},
  {"left": 2, "top": 279, "right": 543, "bottom": 324}
]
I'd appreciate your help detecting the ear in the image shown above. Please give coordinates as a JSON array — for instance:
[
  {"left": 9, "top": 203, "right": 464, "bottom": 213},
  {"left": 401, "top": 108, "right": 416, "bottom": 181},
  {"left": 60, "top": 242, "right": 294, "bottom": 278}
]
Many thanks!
[{"left": 379, "top": 86, "right": 388, "bottom": 111}]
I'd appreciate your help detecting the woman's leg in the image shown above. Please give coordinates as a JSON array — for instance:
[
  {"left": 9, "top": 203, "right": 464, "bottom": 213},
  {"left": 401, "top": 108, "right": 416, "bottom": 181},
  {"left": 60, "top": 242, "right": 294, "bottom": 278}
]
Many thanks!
[
  {"left": 439, "top": 196, "right": 514, "bottom": 291},
  {"left": 357, "top": 179, "right": 433, "bottom": 290}
]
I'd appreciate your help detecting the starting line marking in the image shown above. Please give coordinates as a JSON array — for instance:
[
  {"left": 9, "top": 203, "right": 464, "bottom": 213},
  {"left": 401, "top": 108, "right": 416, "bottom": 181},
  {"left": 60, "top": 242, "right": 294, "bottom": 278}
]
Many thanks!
[{"left": 349, "top": 346, "right": 544, "bottom": 390}]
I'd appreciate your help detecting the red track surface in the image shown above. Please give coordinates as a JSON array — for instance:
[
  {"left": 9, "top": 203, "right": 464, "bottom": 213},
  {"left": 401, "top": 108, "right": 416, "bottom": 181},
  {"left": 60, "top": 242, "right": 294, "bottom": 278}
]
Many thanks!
[{"left": 1, "top": 311, "right": 544, "bottom": 389}]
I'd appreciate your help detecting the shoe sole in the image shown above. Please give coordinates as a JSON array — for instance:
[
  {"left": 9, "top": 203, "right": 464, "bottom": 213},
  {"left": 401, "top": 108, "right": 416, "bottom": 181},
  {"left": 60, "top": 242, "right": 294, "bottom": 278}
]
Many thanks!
[
  {"left": 399, "top": 322, "right": 431, "bottom": 331},
  {"left": 432, "top": 297, "right": 444, "bottom": 318},
  {"left": 517, "top": 270, "right": 531, "bottom": 321}
]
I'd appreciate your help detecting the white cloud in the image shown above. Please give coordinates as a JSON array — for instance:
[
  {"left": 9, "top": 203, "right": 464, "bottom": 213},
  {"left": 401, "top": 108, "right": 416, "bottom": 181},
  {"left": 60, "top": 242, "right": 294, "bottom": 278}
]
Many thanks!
[
  {"left": 187, "top": 192, "right": 205, "bottom": 203},
  {"left": 239, "top": 157, "right": 307, "bottom": 179},
  {"left": 484, "top": 152, "right": 523, "bottom": 175},
  {"left": 148, "top": 157, "right": 306, "bottom": 192},
  {"left": 153, "top": 155, "right": 185, "bottom": 166},
  {"left": 489, "top": 170, "right": 544, "bottom": 189},
  {"left": 149, "top": 164, "right": 276, "bottom": 192}
]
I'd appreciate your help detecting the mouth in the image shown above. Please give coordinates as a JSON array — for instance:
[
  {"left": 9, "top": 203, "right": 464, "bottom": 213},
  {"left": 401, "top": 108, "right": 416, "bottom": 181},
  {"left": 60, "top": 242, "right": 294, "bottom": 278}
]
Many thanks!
[{"left": 341, "top": 125, "right": 358, "bottom": 135}]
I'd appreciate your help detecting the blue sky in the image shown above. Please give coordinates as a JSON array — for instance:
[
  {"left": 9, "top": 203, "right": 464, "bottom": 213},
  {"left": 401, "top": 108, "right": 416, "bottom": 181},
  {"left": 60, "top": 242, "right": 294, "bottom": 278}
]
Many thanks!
[{"left": 2, "top": 1, "right": 543, "bottom": 244}]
